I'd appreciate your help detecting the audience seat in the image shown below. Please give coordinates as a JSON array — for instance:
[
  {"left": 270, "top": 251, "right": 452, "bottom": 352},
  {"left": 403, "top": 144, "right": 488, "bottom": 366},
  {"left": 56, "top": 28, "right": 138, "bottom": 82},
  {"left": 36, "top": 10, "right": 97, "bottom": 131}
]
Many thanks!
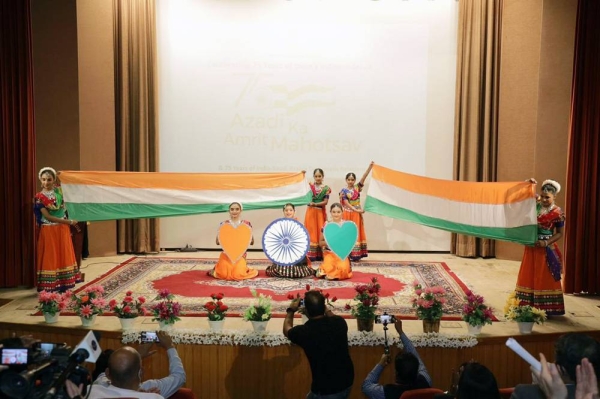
[
  {"left": 499, "top": 387, "right": 515, "bottom": 398},
  {"left": 168, "top": 388, "right": 197, "bottom": 399},
  {"left": 399, "top": 388, "right": 445, "bottom": 399}
]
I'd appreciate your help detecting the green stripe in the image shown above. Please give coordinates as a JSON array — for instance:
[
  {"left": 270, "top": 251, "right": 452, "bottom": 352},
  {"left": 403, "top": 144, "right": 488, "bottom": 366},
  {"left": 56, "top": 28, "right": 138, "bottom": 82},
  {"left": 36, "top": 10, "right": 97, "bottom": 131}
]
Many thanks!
[
  {"left": 65, "top": 192, "right": 312, "bottom": 222},
  {"left": 365, "top": 197, "right": 537, "bottom": 245}
]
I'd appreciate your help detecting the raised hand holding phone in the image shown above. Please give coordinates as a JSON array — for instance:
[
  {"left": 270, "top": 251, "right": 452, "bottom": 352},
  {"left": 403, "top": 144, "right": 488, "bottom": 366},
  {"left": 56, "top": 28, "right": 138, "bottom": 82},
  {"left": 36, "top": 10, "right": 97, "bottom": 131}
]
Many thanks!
[{"left": 506, "top": 338, "right": 541, "bottom": 372}]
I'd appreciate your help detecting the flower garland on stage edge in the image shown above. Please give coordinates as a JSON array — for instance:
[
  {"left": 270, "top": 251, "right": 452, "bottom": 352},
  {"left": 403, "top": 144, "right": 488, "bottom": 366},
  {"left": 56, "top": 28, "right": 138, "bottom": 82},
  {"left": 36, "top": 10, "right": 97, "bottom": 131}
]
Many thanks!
[{"left": 121, "top": 330, "right": 478, "bottom": 348}]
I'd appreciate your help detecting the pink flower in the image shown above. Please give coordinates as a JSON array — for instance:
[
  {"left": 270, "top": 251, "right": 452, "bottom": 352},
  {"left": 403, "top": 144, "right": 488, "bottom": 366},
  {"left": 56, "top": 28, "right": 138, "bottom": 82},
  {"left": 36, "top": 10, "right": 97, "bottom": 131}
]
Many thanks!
[
  {"left": 80, "top": 305, "right": 94, "bottom": 317},
  {"left": 109, "top": 299, "right": 117, "bottom": 309},
  {"left": 126, "top": 290, "right": 133, "bottom": 296},
  {"left": 123, "top": 296, "right": 134, "bottom": 304},
  {"left": 159, "top": 289, "right": 171, "bottom": 299},
  {"left": 138, "top": 296, "right": 146, "bottom": 304},
  {"left": 123, "top": 305, "right": 132, "bottom": 314}
]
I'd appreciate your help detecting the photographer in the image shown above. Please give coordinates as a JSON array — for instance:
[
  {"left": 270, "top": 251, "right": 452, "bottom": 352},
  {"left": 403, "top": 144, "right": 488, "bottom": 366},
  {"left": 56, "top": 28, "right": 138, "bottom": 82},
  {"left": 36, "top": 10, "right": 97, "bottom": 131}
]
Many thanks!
[
  {"left": 284, "top": 290, "right": 354, "bottom": 398},
  {"left": 93, "top": 331, "right": 185, "bottom": 398},
  {"left": 362, "top": 319, "right": 432, "bottom": 399}
]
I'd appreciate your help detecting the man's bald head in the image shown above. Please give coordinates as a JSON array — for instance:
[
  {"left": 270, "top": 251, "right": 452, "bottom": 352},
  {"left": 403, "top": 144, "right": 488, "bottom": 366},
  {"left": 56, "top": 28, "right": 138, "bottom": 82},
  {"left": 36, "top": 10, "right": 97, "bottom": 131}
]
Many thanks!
[{"left": 106, "top": 346, "right": 142, "bottom": 389}]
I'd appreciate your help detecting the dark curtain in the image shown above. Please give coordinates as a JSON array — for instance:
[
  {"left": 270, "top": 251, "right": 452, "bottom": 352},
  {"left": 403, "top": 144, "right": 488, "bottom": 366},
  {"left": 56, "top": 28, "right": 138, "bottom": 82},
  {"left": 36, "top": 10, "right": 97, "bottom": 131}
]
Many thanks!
[
  {"left": 451, "top": 0, "right": 502, "bottom": 258},
  {"left": 113, "top": 0, "right": 160, "bottom": 253},
  {"left": 0, "top": 0, "right": 37, "bottom": 288},
  {"left": 563, "top": 0, "right": 600, "bottom": 295}
]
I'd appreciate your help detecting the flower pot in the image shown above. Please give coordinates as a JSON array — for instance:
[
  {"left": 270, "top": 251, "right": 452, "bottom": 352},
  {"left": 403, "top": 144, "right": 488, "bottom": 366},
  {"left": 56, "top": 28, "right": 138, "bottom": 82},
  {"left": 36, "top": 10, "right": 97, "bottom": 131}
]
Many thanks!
[
  {"left": 208, "top": 319, "right": 225, "bottom": 332},
  {"left": 80, "top": 315, "right": 97, "bottom": 327},
  {"left": 251, "top": 320, "right": 268, "bottom": 332},
  {"left": 517, "top": 321, "right": 534, "bottom": 334},
  {"left": 356, "top": 318, "right": 374, "bottom": 332},
  {"left": 422, "top": 319, "right": 440, "bottom": 333},
  {"left": 467, "top": 324, "right": 482, "bottom": 335},
  {"left": 43, "top": 312, "right": 59, "bottom": 324},
  {"left": 119, "top": 317, "right": 136, "bottom": 330},
  {"left": 158, "top": 320, "right": 174, "bottom": 331}
]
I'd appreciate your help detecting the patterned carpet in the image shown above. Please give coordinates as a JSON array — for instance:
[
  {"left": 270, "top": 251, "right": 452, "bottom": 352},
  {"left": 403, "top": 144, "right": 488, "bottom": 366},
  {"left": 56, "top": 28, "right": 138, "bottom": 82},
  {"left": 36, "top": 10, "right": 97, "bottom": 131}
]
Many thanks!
[{"left": 72, "top": 257, "right": 479, "bottom": 320}]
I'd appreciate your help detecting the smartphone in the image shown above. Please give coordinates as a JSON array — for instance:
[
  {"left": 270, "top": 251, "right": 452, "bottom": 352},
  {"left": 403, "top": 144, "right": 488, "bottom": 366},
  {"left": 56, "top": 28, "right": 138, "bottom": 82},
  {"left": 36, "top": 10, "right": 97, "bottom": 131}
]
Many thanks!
[
  {"left": 299, "top": 298, "right": 304, "bottom": 307},
  {"left": 505, "top": 338, "right": 541, "bottom": 372},
  {"left": 1, "top": 348, "right": 28, "bottom": 365},
  {"left": 375, "top": 314, "right": 397, "bottom": 324},
  {"left": 140, "top": 331, "right": 160, "bottom": 343}
]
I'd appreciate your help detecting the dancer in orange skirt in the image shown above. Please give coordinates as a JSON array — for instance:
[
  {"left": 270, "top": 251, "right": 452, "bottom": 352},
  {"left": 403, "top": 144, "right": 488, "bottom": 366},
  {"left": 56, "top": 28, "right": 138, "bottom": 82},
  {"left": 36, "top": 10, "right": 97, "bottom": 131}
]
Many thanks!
[
  {"left": 317, "top": 203, "right": 352, "bottom": 280},
  {"left": 515, "top": 179, "right": 565, "bottom": 315},
  {"left": 34, "top": 167, "right": 80, "bottom": 292},
  {"left": 339, "top": 162, "right": 374, "bottom": 261},
  {"left": 208, "top": 202, "right": 258, "bottom": 281},
  {"left": 304, "top": 168, "right": 331, "bottom": 261}
]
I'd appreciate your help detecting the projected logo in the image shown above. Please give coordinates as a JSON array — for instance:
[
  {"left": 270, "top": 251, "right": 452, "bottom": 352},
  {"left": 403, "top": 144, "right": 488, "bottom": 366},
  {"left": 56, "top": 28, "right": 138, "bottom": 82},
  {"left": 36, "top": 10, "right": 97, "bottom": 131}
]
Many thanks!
[{"left": 236, "top": 76, "right": 335, "bottom": 115}]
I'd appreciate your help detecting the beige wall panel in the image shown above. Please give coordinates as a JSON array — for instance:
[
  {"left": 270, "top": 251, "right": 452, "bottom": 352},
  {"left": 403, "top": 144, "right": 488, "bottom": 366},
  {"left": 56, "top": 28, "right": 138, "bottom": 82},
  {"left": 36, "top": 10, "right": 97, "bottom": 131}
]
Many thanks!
[{"left": 76, "top": 0, "right": 117, "bottom": 256}]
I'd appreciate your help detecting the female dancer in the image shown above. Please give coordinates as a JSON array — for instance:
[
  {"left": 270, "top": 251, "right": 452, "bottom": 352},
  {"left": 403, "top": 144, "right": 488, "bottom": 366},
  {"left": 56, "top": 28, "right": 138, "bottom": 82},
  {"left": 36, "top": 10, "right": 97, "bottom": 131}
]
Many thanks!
[
  {"left": 208, "top": 202, "right": 259, "bottom": 281},
  {"left": 317, "top": 203, "right": 352, "bottom": 280},
  {"left": 34, "top": 167, "right": 80, "bottom": 291},
  {"left": 305, "top": 168, "right": 331, "bottom": 261},
  {"left": 515, "top": 179, "right": 565, "bottom": 315},
  {"left": 339, "top": 161, "right": 374, "bottom": 261},
  {"left": 265, "top": 203, "right": 315, "bottom": 278}
]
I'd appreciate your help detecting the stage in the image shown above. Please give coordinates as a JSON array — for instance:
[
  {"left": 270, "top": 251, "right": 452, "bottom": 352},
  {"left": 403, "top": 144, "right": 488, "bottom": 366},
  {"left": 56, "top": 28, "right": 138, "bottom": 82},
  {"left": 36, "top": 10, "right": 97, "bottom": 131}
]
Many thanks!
[{"left": 1, "top": 251, "right": 599, "bottom": 399}]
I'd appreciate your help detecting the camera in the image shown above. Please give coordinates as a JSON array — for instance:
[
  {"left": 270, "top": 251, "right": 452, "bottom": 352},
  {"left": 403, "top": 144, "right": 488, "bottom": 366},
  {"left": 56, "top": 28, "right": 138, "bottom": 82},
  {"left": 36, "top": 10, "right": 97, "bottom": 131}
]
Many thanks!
[
  {"left": 299, "top": 299, "right": 304, "bottom": 307},
  {"left": 375, "top": 313, "right": 397, "bottom": 325},
  {"left": 140, "top": 331, "right": 160, "bottom": 343},
  {"left": 0, "top": 331, "right": 101, "bottom": 399}
]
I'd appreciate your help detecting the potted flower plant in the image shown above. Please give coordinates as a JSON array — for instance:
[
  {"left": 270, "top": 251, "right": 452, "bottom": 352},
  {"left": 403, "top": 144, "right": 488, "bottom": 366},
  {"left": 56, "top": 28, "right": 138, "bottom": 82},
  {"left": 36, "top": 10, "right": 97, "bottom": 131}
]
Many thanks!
[
  {"left": 108, "top": 290, "right": 148, "bottom": 330},
  {"left": 344, "top": 277, "right": 381, "bottom": 332},
  {"left": 243, "top": 289, "right": 272, "bottom": 332},
  {"left": 204, "top": 292, "right": 228, "bottom": 332},
  {"left": 37, "top": 290, "right": 70, "bottom": 324},
  {"left": 504, "top": 291, "right": 547, "bottom": 334},
  {"left": 150, "top": 289, "right": 182, "bottom": 330},
  {"left": 69, "top": 284, "right": 107, "bottom": 327},
  {"left": 412, "top": 281, "right": 446, "bottom": 333},
  {"left": 462, "top": 290, "right": 494, "bottom": 335}
]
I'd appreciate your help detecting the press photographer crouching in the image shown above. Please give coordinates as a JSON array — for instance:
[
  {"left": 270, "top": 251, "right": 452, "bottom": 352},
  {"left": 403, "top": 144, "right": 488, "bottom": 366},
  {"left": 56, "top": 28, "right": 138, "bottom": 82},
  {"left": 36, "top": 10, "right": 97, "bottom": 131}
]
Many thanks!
[
  {"left": 362, "top": 318, "right": 433, "bottom": 399},
  {"left": 0, "top": 332, "right": 100, "bottom": 399}
]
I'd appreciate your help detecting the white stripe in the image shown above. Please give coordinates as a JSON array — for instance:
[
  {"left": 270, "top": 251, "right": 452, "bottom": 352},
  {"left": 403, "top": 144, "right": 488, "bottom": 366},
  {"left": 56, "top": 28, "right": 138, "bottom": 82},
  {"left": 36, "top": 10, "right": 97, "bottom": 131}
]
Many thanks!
[
  {"left": 368, "top": 180, "right": 536, "bottom": 228},
  {"left": 62, "top": 180, "right": 309, "bottom": 205}
]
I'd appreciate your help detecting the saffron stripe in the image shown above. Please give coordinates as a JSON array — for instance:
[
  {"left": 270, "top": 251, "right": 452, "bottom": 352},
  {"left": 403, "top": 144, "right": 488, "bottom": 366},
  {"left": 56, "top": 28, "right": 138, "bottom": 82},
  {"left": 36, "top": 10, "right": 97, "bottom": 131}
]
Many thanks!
[{"left": 373, "top": 165, "right": 535, "bottom": 205}]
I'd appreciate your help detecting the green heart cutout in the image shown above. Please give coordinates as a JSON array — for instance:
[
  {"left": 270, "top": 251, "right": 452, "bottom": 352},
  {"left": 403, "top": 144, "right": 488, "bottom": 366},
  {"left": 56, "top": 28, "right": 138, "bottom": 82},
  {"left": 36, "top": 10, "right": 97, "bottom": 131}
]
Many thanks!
[{"left": 323, "top": 221, "right": 358, "bottom": 261}]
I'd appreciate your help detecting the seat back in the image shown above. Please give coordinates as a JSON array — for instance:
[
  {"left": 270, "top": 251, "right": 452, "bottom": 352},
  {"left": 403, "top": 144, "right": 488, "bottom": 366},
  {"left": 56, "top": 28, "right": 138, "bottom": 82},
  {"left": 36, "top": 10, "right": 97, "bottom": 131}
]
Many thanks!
[
  {"left": 399, "top": 388, "right": 446, "bottom": 399},
  {"left": 499, "top": 387, "right": 515, "bottom": 398}
]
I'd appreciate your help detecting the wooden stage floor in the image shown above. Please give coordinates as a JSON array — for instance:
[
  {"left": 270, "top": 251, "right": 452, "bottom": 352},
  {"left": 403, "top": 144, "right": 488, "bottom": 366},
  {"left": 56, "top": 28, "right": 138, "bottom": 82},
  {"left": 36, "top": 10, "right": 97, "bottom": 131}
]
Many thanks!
[{"left": 1, "top": 251, "right": 599, "bottom": 336}]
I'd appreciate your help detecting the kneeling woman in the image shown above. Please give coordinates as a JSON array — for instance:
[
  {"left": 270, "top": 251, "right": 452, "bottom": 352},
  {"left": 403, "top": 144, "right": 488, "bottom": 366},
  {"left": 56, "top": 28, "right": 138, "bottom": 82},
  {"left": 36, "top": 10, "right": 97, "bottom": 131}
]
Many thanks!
[
  {"left": 208, "top": 202, "right": 259, "bottom": 281},
  {"left": 266, "top": 203, "right": 315, "bottom": 278},
  {"left": 316, "top": 203, "right": 353, "bottom": 280}
]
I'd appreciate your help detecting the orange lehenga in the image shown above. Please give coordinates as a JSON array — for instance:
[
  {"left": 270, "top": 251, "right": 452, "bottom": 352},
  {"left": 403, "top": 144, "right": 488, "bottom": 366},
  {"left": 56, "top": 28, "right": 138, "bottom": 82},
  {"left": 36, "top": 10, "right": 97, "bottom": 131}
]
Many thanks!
[
  {"left": 304, "top": 183, "right": 331, "bottom": 261},
  {"left": 515, "top": 204, "right": 565, "bottom": 315},
  {"left": 339, "top": 183, "right": 368, "bottom": 261},
  {"left": 316, "top": 222, "right": 353, "bottom": 280},
  {"left": 208, "top": 220, "right": 258, "bottom": 281},
  {"left": 34, "top": 188, "right": 79, "bottom": 292}
]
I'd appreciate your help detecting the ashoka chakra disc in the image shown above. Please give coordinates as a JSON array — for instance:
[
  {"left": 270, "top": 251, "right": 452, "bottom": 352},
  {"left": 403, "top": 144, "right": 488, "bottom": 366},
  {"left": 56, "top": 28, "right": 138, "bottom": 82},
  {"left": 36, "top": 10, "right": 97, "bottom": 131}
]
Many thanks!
[{"left": 262, "top": 218, "right": 309, "bottom": 266}]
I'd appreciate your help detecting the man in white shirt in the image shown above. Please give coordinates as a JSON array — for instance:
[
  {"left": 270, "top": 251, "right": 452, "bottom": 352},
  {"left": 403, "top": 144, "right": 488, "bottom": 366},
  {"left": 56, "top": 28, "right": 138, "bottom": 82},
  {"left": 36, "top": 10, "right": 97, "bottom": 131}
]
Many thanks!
[
  {"left": 93, "top": 331, "right": 186, "bottom": 398},
  {"left": 86, "top": 346, "right": 164, "bottom": 399}
]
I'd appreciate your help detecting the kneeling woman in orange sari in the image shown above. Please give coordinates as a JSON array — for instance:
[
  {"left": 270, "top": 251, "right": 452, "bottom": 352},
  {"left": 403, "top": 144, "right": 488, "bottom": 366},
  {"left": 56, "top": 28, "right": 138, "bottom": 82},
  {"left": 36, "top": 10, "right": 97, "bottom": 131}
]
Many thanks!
[
  {"left": 515, "top": 179, "right": 565, "bottom": 315},
  {"left": 208, "top": 202, "right": 258, "bottom": 281},
  {"left": 316, "top": 203, "right": 353, "bottom": 280}
]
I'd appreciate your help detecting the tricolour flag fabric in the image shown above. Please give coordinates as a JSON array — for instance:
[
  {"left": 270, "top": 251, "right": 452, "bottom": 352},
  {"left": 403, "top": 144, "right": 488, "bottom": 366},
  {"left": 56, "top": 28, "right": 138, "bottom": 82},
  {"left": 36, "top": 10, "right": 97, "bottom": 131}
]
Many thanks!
[
  {"left": 364, "top": 165, "right": 537, "bottom": 245},
  {"left": 59, "top": 171, "right": 311, "bottom": 222}
]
